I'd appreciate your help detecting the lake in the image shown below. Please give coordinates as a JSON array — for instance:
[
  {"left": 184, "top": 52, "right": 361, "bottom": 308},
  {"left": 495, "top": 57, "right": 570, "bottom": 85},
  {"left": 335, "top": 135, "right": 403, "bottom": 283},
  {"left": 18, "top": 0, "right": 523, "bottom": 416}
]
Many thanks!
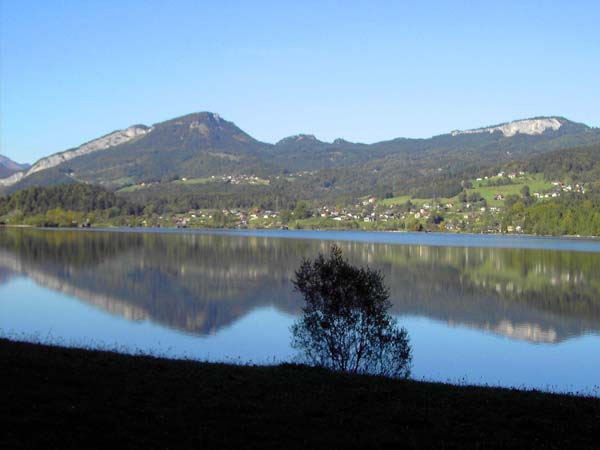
[{"left": 1, "top": 227, "right": 599, "bottom": 395}]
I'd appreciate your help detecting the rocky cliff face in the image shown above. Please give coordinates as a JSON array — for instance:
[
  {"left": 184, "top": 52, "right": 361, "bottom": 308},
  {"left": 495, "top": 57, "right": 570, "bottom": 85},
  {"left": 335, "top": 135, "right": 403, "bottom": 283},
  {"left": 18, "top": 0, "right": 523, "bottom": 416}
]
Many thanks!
[
  {"left": 451, "top": 118, "right": 564, "bottom": 137},
  {"left": 0, "top": 171, "right": 25, "bottom": 186},
  {"left": 0, "top": 125, "right": 151, "bottom": 187}
]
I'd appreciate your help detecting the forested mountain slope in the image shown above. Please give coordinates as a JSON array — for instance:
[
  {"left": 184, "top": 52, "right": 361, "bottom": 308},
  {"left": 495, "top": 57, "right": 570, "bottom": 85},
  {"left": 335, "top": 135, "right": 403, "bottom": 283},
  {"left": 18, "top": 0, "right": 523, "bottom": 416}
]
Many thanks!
[{"left": 2, "top": 113, "right": 599, "bottom": 200}]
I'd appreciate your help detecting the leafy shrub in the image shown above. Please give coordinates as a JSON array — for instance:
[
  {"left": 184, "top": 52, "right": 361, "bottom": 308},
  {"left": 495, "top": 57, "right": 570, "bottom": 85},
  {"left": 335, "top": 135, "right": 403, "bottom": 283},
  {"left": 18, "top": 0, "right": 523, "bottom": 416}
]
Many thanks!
[{"left": 291, "top": 245, "right": 412, "bottom": 378}]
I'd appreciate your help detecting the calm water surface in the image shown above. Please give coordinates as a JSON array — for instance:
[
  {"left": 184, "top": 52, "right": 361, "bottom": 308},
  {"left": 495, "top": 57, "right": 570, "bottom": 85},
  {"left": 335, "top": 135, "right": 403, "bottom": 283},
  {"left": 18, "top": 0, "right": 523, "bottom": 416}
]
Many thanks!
[{"left": 1, "top": 228, "right": 599, "bottom": 394}]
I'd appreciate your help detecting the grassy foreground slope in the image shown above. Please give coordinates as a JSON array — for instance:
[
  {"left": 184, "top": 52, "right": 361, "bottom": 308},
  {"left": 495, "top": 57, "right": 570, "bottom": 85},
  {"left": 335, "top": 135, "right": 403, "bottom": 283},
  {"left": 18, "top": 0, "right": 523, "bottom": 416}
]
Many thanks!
[{"left": 2, "top": 339, "right": 599, "bottom": 449}]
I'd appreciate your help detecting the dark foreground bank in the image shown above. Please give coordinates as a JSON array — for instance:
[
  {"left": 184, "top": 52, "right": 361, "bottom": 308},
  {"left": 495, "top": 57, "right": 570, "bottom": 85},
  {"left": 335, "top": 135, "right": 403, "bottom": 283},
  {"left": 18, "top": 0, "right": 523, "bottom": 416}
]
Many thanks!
[{"left": 2, "top": 339, "right": 599, "bottom": 450}]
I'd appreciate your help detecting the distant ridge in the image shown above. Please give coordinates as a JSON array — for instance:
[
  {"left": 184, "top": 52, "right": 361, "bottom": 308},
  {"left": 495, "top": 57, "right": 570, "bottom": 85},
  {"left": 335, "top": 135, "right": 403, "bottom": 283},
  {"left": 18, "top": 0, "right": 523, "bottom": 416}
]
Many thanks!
[
  {"left": 1, "top": 112, "right": 599, "bottom": 196},
  {"left": 0, "top": 155, "right": 30, "bottom": 179}
]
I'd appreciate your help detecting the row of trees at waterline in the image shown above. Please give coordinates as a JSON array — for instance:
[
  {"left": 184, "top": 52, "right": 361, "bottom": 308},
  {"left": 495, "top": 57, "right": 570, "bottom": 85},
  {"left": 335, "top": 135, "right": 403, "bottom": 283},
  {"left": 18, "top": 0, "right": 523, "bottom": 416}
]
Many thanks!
[
  {"left": 0, "top": 184, "right": 144, "bottom": 227},
  {"left": 1, "top": 173, "right": 600, "bottom": 236},
  {"left": 499, "top": 191, "right": 600, "bottom": 236}
]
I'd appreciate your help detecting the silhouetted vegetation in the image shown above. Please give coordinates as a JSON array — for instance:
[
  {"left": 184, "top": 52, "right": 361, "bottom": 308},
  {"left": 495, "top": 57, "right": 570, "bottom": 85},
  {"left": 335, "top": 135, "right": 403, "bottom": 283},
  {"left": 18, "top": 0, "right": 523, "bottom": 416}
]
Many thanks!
[
  {"left": 2, "top": 338, "right": 599, "bottom": 449},
  {"left": 292, "top": 245, "right": 411, "bottom": 378}
]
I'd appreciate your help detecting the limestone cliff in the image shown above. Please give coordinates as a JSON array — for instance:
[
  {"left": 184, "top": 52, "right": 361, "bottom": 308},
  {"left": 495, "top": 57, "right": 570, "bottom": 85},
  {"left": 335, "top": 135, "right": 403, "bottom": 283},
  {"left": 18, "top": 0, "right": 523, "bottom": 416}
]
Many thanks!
[
  {"left": 451, "top": 118, "right": 563, "bottom": 137},
  {"left": 0, "top": 125, "right": 151, "bottom": 187}
]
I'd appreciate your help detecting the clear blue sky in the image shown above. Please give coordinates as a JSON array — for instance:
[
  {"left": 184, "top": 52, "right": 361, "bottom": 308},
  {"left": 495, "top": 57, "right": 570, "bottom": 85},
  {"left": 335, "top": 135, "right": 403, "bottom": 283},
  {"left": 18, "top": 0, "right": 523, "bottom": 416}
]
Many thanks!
[{"left": 1, "top": 0, "right": 599, "bottom": 163}]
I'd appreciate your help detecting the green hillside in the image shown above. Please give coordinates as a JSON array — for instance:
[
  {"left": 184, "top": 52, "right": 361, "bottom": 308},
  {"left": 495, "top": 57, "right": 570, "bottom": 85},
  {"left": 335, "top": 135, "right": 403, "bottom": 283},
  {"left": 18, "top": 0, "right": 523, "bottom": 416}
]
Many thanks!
[{"left": 2, "top": 114, "right": 600, "bottom": 203}]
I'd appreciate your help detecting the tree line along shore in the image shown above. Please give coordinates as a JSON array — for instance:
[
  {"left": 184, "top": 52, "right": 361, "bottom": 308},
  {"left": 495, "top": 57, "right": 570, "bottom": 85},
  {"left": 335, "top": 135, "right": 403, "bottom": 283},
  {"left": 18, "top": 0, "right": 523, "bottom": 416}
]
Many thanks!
[{"left": 1, "top": 178, "right": 600, "bottom": 237}]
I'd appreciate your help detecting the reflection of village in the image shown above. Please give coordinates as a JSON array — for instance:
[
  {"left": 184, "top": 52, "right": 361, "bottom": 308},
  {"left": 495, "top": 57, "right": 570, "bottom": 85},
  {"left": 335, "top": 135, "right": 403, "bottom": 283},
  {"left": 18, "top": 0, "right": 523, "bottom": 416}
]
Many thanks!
[{"left": 1, "top": 229, "right": 600, "bottom": 343}]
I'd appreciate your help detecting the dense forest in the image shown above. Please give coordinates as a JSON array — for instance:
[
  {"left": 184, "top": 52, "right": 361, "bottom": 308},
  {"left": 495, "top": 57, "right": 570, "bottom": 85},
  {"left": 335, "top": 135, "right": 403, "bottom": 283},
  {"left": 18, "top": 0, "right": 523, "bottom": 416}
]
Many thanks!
[
  {"left": 0, "top": 184, "right": 142, "bottom": 227},
  {"left": 524, "top": 143, "right": 600, "bottom": 182},
  {"left": 0, "top": 184, "right": 136, "bottom": 214},
  {"left": 522, "top": 192, "right": 600, "bottom": 236}
]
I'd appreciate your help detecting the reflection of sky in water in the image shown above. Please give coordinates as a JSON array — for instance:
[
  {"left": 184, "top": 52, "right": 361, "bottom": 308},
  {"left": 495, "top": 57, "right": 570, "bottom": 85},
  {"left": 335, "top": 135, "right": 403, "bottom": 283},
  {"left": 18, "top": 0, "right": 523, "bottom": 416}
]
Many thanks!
[
  {"left": 95, "top": 228, "right": 600, "bottom": 253},
  {"left": 2, "top": 278, "right": 599, "bottom": 396},
  {"left": 404, "top": 316, "right": 600, "bottom": 395},
  {"left": 0, "top": 279, "right": 296, "bottom": 363}
]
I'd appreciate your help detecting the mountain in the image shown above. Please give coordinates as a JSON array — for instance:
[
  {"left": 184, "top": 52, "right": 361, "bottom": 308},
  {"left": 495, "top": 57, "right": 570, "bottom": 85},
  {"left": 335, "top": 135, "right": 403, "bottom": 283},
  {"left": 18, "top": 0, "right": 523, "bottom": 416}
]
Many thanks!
[
  {"left": 0, "top": 156, "right": 30, "bottom": 179},
  {"left": 263, "top": 116, "right": 600, "bottom": 199},
  {"left": 267, "top": 116, "right": 596, "bottom": 169},
  {"left": 1, "top": 113, "right": 599, "bottom": 199},
  {"left": 0, "top": 125, "right": 150, "bottom": 189},
  {"left": 0, "top": 112, "right": 280, "bottom": 193}
]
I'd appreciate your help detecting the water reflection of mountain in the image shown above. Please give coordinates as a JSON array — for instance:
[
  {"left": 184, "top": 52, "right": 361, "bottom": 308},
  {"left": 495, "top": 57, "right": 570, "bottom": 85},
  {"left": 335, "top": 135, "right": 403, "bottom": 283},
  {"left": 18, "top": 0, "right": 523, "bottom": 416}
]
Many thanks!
[
  {"left": 1, "top": 228, "right": 600, "bottom": 342},
  {"left": 0, "top": 266, "right": 17, "bottom": 285}
]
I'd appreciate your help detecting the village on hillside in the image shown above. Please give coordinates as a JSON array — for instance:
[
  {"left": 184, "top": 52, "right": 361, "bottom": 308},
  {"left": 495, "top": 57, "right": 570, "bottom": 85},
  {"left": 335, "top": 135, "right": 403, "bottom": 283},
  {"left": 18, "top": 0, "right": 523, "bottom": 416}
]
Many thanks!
[{"left": 149, "top": 172, "right": 583, "bottom": 234}]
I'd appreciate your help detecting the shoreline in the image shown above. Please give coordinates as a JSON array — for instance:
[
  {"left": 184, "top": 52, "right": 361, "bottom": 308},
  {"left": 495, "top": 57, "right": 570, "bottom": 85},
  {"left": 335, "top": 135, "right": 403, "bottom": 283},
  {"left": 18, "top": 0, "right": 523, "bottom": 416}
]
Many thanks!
[
  {"left": 4, "top": 224, "right": 600, "bottom": 254},
  {"left": 3, "top": 222, "right": 600, "bottom": 241},
  {"left": 3, "top": 337, "right": 599, "bottom": 449}
]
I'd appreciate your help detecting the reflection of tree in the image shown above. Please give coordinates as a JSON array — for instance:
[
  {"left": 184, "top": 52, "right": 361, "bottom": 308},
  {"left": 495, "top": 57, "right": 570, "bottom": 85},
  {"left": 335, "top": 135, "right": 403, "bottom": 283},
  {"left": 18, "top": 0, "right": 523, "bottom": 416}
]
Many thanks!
[{"left": 1, "top": 228, "right": 600, "bottom": 341}]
